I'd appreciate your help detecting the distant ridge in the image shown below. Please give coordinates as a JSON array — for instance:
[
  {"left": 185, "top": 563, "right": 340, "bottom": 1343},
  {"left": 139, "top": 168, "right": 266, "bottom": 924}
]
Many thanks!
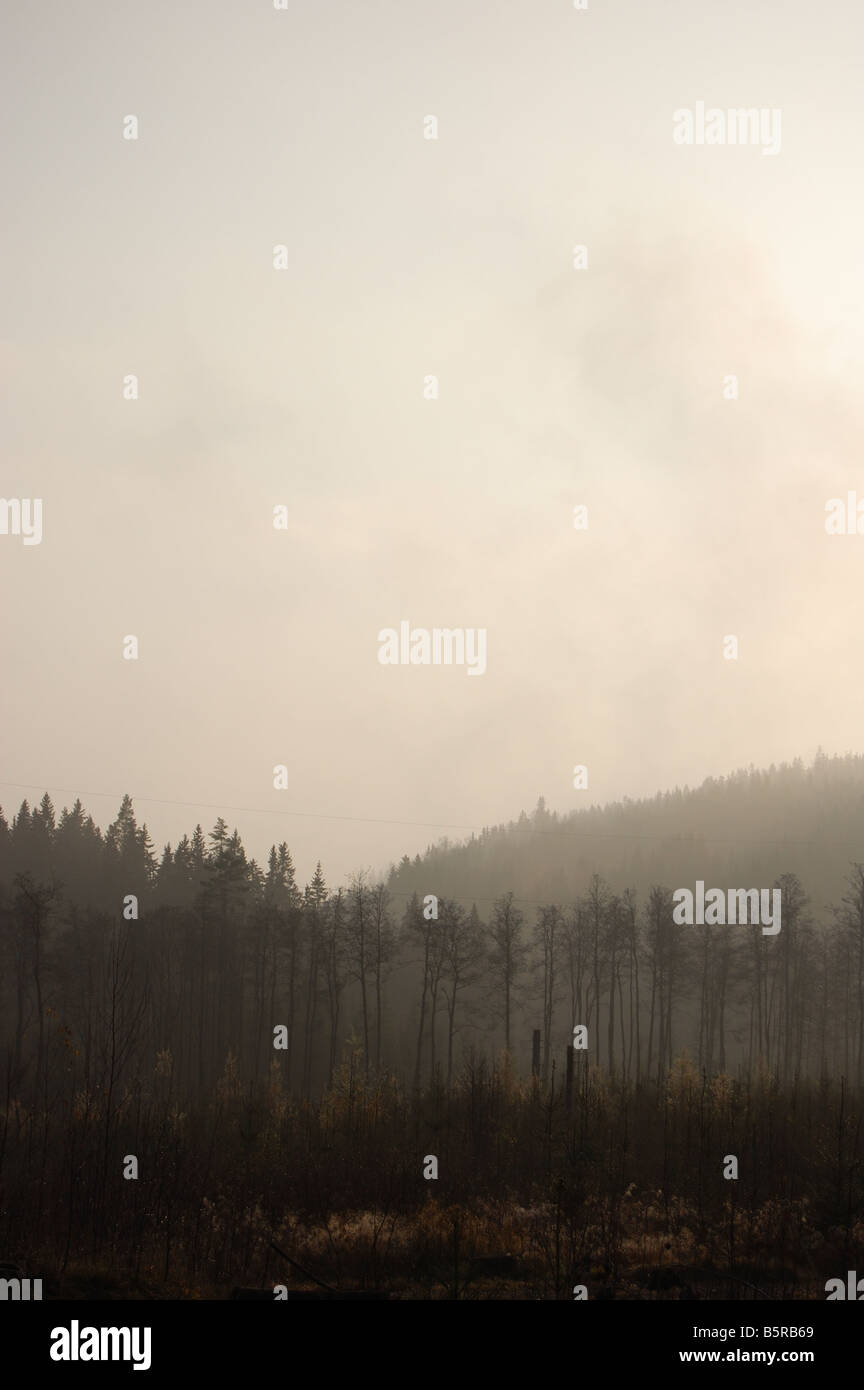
[{"left": 385, "top": 753, "right": 864, "bottom": 917}]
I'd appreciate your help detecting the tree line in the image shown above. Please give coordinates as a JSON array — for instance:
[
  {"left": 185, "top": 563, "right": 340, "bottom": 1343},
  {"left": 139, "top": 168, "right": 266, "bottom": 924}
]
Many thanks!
[{"left": 3, "top": 790, "right": 864, "bottom": 1114}]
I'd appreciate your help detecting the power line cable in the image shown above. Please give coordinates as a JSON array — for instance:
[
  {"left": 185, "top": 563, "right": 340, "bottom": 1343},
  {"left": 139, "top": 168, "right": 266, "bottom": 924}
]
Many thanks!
[{"left": 1, "top": 778, "right": 862, "bottom": 850}]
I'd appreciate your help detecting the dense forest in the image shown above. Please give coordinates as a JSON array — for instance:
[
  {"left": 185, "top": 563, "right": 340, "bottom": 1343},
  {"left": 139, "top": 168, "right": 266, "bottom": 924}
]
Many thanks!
[{"left": 2, "top": 753, "right": 864, "bottom": 1298}]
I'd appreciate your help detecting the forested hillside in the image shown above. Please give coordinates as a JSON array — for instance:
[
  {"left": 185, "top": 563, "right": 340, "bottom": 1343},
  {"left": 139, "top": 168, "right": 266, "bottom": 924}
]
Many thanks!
[{"left": 387, "top": 751, "right": 864, "bottom": 923}]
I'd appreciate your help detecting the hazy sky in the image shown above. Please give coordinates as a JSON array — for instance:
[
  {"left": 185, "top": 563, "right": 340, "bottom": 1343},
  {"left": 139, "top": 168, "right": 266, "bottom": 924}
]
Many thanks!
[{"left": 3, "top": 0, "right": 864, "bottom": 886}]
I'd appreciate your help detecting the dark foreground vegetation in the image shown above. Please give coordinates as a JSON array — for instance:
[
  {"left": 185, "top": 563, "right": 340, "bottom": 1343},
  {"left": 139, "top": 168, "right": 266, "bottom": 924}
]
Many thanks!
[{"left": 2, "top": 1056, "right": 862, "bottom": 1299}]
